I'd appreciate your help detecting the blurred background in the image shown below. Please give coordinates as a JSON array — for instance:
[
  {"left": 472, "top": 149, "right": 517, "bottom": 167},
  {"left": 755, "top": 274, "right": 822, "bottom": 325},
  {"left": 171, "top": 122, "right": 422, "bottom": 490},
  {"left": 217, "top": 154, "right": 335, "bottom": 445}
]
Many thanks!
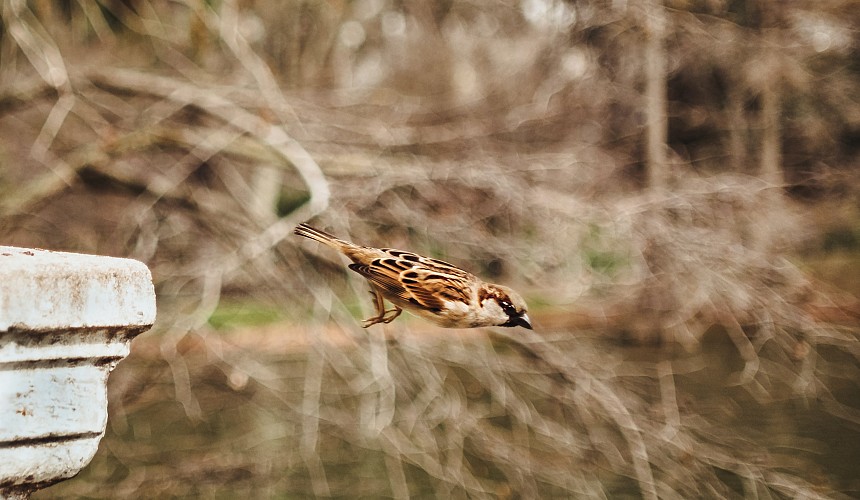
[{"left": 1, "top": 0, "right": 859, "bottom": 497}]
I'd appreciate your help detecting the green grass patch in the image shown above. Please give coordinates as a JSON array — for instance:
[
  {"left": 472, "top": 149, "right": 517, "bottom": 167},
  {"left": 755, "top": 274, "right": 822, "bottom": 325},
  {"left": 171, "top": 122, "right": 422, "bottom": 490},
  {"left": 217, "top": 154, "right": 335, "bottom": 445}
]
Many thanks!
[
  {"left": 581, "top": 223, "right": 629, "bottom": 278},
  {"left": 207, "top": 301, "right": 287, "bottom": 330}
]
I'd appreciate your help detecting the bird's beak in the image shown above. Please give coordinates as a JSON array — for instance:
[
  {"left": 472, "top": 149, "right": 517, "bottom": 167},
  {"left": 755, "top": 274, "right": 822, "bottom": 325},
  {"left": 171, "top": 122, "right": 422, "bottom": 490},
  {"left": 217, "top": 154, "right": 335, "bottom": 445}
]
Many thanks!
[{"left": 516, "top": 313, "right": 533, "bottom": 330}]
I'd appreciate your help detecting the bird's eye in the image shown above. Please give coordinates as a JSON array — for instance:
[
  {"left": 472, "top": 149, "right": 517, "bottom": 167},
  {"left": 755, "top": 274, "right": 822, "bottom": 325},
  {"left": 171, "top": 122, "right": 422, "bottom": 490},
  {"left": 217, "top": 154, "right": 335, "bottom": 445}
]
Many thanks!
[{"left": 499, "top": 299, "right": 516, "bottom": 316}]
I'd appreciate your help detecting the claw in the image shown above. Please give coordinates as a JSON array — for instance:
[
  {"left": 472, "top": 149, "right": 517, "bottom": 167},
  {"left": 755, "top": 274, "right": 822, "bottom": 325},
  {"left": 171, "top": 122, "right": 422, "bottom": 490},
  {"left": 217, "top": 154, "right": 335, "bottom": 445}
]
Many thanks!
[
  {"left": 362, "top": 317, "right": 383, "bottom": 328},
  {"left": 361, "top": 287, "right": 403, "bottom": 327},
  {"left": 381, "top": 307, "right": 402, "bottom": 323},
  {"left": 362, "top": 307, "right": 402, "bottom": 328}
]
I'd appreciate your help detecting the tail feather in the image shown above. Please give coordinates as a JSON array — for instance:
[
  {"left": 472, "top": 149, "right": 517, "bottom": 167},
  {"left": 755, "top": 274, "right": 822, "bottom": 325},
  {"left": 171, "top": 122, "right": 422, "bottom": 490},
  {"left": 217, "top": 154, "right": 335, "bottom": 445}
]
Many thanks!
[{"left": 294, "top": 223, "right": 346, "bottom": 249}]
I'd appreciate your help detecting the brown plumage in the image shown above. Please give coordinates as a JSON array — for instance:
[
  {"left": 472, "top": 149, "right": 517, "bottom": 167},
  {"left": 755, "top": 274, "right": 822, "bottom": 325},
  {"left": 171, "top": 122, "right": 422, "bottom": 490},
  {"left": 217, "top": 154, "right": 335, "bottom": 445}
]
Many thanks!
[{"left": 294, "top": 223, "right": 531, "bottom": 329}]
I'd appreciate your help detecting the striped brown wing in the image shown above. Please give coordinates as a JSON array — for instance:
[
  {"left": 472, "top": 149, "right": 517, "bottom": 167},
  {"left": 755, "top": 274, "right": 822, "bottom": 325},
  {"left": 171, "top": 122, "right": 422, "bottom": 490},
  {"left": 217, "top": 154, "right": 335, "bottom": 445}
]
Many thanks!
[
  {"left": 380, "top": 249, "right": 474, "bottom": 278},
  {"left": 348, "top": 259, "right": 422, "bottom": 306},
  {"left": 348, "top": 248, "right": 475, "bottom": 311},
  {"left": 401, "top": 268, "right": 472, "bottom": 309}
]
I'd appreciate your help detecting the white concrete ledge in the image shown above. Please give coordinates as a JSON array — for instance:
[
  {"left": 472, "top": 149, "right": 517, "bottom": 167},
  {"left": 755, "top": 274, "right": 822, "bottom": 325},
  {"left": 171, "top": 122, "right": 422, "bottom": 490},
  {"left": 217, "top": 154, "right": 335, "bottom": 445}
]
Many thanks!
[
  {"left": 0, "top": 247, "right": 156, "bottom": 498},
  {"left": 0, "top": 247, "right": 155, "bottom": 331}
]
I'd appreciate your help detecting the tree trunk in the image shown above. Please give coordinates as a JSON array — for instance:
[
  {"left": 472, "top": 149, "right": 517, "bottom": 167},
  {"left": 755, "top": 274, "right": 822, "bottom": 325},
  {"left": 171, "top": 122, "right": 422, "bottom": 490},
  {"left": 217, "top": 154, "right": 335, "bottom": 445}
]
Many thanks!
[
  {"left": 753, "top": 48, "right": 784, "bottom": 252},
  {"left": 644, "top": 0, "right": 668, "bottom": 191},
  {"left": 759, "top": 76, "right": 782, "bottom": 188},
  {"left": 727, "top": 85, "right": 747, "bottom": 172}
]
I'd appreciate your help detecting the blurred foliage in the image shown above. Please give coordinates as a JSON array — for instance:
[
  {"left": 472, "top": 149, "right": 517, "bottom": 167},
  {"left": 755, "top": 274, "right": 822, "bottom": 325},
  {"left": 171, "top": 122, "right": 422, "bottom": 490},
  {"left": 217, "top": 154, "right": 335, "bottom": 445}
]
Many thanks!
[
  {"left": 822, "top": 227, "right": 860, "bottom": 252},
  {"left": 580, "top": 223, "right": 629, "bottom": 280}
]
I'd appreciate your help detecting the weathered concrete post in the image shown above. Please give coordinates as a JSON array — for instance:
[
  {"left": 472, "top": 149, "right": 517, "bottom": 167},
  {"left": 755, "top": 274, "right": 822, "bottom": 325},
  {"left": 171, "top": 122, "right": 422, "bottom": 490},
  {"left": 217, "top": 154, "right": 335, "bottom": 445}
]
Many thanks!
[{"left": 0, "top": 247, "right": 156, "bottom": 498}]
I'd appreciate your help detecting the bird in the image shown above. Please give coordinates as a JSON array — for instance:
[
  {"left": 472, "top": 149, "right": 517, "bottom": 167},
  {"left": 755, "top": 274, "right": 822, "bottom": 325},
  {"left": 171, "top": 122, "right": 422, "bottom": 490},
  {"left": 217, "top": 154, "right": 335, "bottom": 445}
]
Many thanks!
[{"left": 294, "top": 223, "right": 532, "bottom": 330}]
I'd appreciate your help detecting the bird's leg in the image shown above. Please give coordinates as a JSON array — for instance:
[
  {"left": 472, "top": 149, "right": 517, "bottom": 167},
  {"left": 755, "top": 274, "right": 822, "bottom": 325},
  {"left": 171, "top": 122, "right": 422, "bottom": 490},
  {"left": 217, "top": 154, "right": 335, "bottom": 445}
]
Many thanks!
[
  {"left": 361, "top": 289, "right": 387, "bottom": 327},
  {"left": 362, "top": 289, "right": 402, "bottom": 327},
  {"left": 381, "top": 306, "right": 402, "bottom": 323}
]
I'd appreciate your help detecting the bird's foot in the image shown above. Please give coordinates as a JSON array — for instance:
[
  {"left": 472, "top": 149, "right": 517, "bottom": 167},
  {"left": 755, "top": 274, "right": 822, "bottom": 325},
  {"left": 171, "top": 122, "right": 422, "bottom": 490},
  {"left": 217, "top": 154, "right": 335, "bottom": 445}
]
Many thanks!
[{"left": 362, "top": 307, "right": 402, "bottom": 328}]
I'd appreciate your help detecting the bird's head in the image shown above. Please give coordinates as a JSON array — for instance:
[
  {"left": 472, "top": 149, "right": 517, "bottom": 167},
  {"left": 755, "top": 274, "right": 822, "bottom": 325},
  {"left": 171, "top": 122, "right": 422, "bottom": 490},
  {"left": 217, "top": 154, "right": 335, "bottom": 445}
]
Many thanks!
[{"left": 480, "top": 284, "right": 532, "bottom": 329}]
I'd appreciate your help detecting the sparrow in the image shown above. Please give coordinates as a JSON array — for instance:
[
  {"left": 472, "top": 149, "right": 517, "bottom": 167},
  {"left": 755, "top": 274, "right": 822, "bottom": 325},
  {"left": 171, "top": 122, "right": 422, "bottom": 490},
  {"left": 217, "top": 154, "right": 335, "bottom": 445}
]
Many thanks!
[{"left": 294, "top": 223, "right": 532, "bottom": 329}]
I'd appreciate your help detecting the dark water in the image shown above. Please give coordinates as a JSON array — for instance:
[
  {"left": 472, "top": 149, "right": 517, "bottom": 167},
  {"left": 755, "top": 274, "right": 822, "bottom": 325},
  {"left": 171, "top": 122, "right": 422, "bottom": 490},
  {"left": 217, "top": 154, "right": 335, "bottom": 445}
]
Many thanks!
[
  {"left": 34, "top": 327, "right": 860, "bottom": 498},
  {"left": 625, "top": 331, "right": 860, "bottom": 496}
]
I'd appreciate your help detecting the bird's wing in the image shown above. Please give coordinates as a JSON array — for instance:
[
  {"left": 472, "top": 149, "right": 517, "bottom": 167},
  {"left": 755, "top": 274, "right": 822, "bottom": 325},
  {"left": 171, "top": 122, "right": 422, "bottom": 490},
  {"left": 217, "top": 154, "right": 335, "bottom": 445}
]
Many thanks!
[
  {"left": 348, "top": 260, "right": 417, "bottom": 303},
  {"left": 348, "top": 249, "right": 475, "bottom": 311},
  {"left": 380, "top": 249, "right": 472, "bottom": 279}
]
